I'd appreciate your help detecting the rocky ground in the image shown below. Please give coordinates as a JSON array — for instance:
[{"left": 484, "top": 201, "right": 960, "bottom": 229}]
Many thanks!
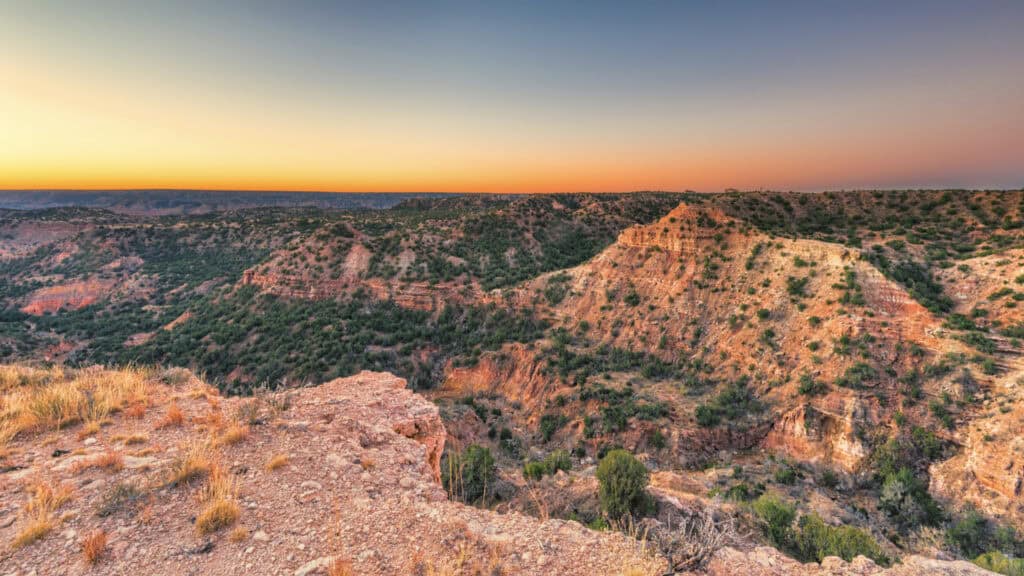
[
  {"left": 0, "top": 366, "right": 1003, "bottom": 576},
  {"left": 0, "top": 368, "right": 660, "bottom": 576}
]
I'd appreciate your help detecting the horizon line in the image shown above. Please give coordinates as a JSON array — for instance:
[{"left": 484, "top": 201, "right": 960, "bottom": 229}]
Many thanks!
[{"left": 2, "top": 187, "right": 1022, "bottom": 196}]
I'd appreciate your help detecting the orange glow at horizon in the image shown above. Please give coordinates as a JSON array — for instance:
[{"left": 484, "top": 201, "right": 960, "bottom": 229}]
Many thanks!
[{"left": 3, "top": 4, "right": 1023, "bottom": 194}]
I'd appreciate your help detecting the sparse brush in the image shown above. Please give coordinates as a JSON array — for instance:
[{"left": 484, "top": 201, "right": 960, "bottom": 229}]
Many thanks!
[
  {"left": 159, "top": 367, "right": 192, "bottom": 387},
  {"left": 0, "top": 366, "right": 150, "bottom": 448},
  {"left": 0, "top": 364, "right": 63, "bottom": 391},
  {"left": 23, "top": 380, "right": 86, "bottom": 431},
  {"left": 82, "top": 530, "right": 107, "bottom": 564},
  {"left": 11, "top": 480, "right": 74, "bottom": 548},
  {"left": 229, "top": 525, "right": 249, "bottom": 542},
  {"left": 96, "top": 481, "right": 144, "bottom": 518},
  {"left": 197, "top": 408, "right": 225, "bottom": 431},
  {"left": 417, "top": 538, "right": 503, "bottom": 576},
  {"left": 70, "top": 451, "right": 124, "bottom": 475},
  {"left": 166, "top": 441, "right": 212, "bottom": 487},
  {"left": 11, "top": 513, "right": 52, "bottom": 549},
  {"left": 236, "top": 399, "right": 264, "bottom": 425},
  {"left": 648, "top": 507, "right": 742, "bottom": 572},
  {"left": 123, "top": 402, "right": 147, "bottom": 419},
  {"left": 157, "top": 403, "right": 185, "bottom": 428},
  {"left": 195, "top": 465, "right": 240, "bottom": 535},
  {"left": 76, "top": 420, "right": 102, "bottom": 440},
  {"left": 215, "top": 423, "right": 249, "bottom": 447},
  {"left": 265, "top": 453, "right": 289, "bottom": 471},
  {"left": 112, "top": 432, "right": 148, "bottom": 445}
]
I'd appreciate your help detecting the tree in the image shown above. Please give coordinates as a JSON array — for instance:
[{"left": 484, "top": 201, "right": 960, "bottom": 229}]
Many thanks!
[
  {"left": 441, "top": 444, "right": 495, "bottom": 505},
  {"left": 878, "top": 468, "right": 942, "bottom": 529},
  {"left": 752, "top": 494, "right": 796, "bottom": 549},
  {"left": 596, "top": 449, "right": 653, "bottom": 519}
]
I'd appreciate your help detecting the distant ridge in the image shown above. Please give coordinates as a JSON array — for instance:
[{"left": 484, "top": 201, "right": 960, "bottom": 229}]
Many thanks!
[{"left": 0, "top": 189, "right": 462, "bottom": 215}]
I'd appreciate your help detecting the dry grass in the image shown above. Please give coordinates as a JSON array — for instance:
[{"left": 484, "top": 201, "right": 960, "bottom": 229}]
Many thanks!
[
  {"left": 0, "top": 364, "right": 63, "bottom": 390},
  {"left": 11, "top": 480, "right": 74, "bottom": 548},
  {"left": 167, "top": 441, "right": 212, "bottom": 487},
  {"left": 215, "top": 423, "right": 250, "bottom": 447},
  {"left": 197, "top": 407, "right": 225, "bottom": 431},
  {"left": 156, "top": 403, "right": 185, "bottom": 429},
  {"left": 617, "top": 569, "right": 655, "bottom": 576},
  {"left": 265, "top": 453, "right": 289, "bottom": 471},
  {"left": 70, "top": 451, "right": 124, "bottom": 475},
  {"left": 111, "top": 432, "right": 149, "bottom": 445},
  {"left": 82, "top": 529, "right": 107, "bottom": 564},
  {"left": 648, "top": 507, "right": 742, "bottom": 573},
  {"left": 0, "top": 366, "right": 149, "bottom": 447},
  {"left": 327, "top": 558, "right": 355, "bottom": 576},
  {"left": 133, "top": 445, "right": 162, "bottom": 457},
  {"left": 123, "top": 402, "right": 147, "bottom": 419},
  {"left": 11, "top": 515, "right": 52, "bottom": 549},
  {"left": 229, "top": 525, "right": 249, "bottom": 542},
  {"left": 76, "top": 420, "right": 101, "bottom": 440},
  {"left": 235, "top": 398, "right": 263, "bottom": 425},
  {"left": 412, "top": 538, "right": 504, "bottom": 576},
  {"left": 195, "top": 465, "right": 240, "bottom": 535},
  {"left": 360, "top": 456, "right": 376, "bottom": 471},
  {"left": 159, "top": 367, "right": 193, "bottom": 387}
]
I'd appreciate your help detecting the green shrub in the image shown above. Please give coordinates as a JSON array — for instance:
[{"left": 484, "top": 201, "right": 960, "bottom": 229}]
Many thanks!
[
  {"left": 752, "top": 494, "right": 796, "bottom": 549},
  {"left": 774, "top": 465, "right": 799, "bottom": 485},
  {"left": 753, "top": 495, "right": 888, "bottom": 566},
  {"left": 835, "top": 362, "right": 878, "bottom": 389},
  {"left": 795, "top": 514, "right": 889, "bottom": 565},
  {"left": 724, "top": 482, "right": 763, "bottom": 502},
  {"left": 539, "top": 414, "right": 568, "bottom": 442},
  {"left": 786, "top": 276, "right": 810, "bottom": 297},
  {"left": 596, "top": 449, "right": 653, "bottom": 519},
  {"left": 523, "top": 450, "right": 572, "bottom": 480},
  {"left": 694, "top": 376, "right": 764, "bottom": 428},
  {"left": 441, "top": 444, "right": 495, "bottom": 505},
  {"left": 948, "top": 509, "right": 993, "bottom": 557},
  {"left": 878, "top": 468, "right": 942, "bottom": 529},
  {"left": 798, "top": 373, "right": 826, "bottom": 396},
  {"left": 975, "top": 551, "right": 1024, "bottom": 576}
]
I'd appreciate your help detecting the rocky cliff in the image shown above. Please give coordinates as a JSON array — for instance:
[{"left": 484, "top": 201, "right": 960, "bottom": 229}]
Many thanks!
[{"left": 0, "top": 367, "right": 660, "bottom": 575}]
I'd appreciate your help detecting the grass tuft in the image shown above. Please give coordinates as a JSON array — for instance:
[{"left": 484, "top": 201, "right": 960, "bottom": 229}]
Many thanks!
[
  {"left": 265, "top": 453, "right": 289, "bottom": 471},
  {"left": 11, "top": 480, "right": 74, "bottom": 548},
  {"left": 167, "top": 441, "right": 212, "bottom": 487},
  {"left": 156, "top": 403, "right": 185, "bottom": 428},
  {"left": 195, "top": 465, "right": 240, "bottom": 535},
  {"left": 82, "top": 530, "right": 107, "bottom": 564},
  {"left": 70, "top": 450, "right": 124, "bottom": 475},
  {"left": 215, "top": 423, "right": 250, "bottom": 447}
]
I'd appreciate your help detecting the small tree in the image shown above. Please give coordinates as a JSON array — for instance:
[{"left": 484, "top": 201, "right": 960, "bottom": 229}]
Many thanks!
[
  {"left": 947, "top": 509, "right": 992, "bottom": 558},
  {"left": 752, "top": 494, "right": 796, "bottom": 549},
  {"left": 442, "top": 444, "right": 495, "bottom": 505},
  {"left": 878, "top": 468, "right": 942, "bottom": 529},
  {"left": 596, "top": 449, "right": 653, "bottom": 519}
]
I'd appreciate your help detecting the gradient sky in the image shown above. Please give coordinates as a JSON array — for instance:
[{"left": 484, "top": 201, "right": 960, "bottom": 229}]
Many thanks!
[{"left": 2, "top": 1, "right": 1022, "bottom": 193}]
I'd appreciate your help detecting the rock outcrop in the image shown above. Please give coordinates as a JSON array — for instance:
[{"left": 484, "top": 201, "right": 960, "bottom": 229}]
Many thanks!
[
  {"left": 930, "top": 364, "right": 1024, "bottom": 523},
  {"left": 763, "top": 397, "right": 873, "bottom": 472},
  {"left": 20, "top": 278, "right": 115, "bottom": 315},
  {"left": 0, "top": 368, "right": 660, "bottom": 576},
  {"left": 702, "top": 546, "right": 991, "bottom": 575}
]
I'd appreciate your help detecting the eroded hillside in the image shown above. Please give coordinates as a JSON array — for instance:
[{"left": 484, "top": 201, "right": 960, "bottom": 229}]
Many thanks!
[
  {"left": 0, "top": 365, "right": 998, "bottom": 576},
  {"left": 3, "top": 190, "right": 1024, "bottom": 575}
]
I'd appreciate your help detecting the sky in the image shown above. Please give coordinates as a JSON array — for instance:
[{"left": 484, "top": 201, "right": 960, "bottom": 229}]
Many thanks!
[{"left": 1, "top": 1, "right": 1022, "bottom": 193}]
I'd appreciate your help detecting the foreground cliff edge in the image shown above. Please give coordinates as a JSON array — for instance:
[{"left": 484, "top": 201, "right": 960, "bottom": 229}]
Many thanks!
[{"left": 0, "top": 365, "right": 994, "bottom": 575}]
